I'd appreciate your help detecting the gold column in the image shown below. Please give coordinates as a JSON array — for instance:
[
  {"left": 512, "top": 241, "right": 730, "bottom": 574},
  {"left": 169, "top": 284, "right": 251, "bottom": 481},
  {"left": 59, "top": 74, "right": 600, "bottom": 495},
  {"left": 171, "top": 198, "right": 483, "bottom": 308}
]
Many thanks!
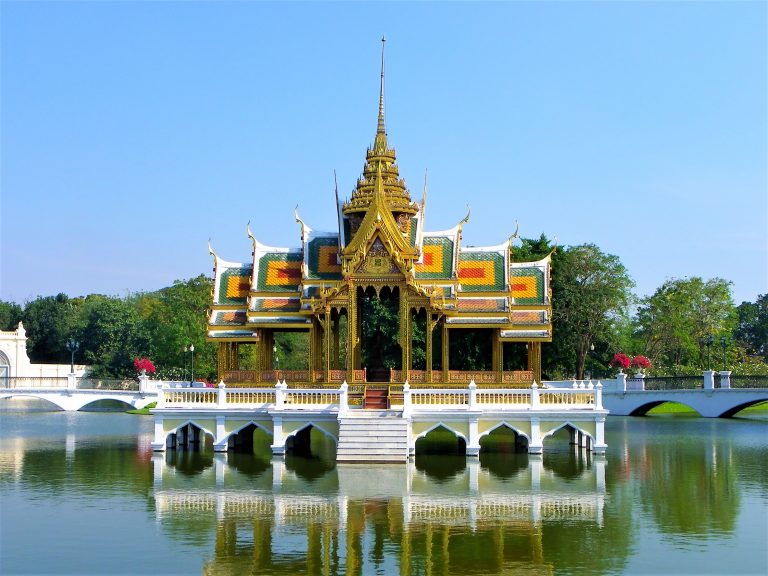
[
  {"left": 425, "top": 314, "right": 434, "bottom": 382},
  {"left": 323, "top": 309, "right": 331, "bottom": 382},
  {"left": 527, "top": 341, "right": 542, "bottom": 383},
  {"left": 347, "top": 289, "right": 358, "bottom": 382},
  {"left": 494, "top": 330, "right": 503, "bottom": 383},
  {"left": 442, "top": 321, "right": 449, "bottom": 382},
  {"left": 400, "top": 292, "right": 410, "bottom": 378},
  {"left": 333, "top": 314, "right": 340, "bottom": 370},
  {"left": 308, "top": 323, "right": 316, "bottom": 381}
]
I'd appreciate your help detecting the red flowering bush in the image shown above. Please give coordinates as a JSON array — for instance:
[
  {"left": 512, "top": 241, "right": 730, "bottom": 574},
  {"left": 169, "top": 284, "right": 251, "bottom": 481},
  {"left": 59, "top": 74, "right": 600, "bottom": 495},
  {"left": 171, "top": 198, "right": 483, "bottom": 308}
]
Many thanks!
[
  {"left": 133, "top": 357, "right": 156, "bottom": 374},
  {"left": 609, "top": 353, "right": 631, "bottom": 370},
  {"left": 631, "top": 355, "right": 652, "bottom": 370}
]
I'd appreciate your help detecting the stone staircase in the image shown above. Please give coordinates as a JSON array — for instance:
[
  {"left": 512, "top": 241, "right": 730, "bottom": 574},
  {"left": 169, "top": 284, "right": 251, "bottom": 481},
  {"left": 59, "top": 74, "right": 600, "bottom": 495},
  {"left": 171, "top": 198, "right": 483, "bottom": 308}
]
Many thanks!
[{"left": 336, "top": 411, "right": 409, "bottom": 462}]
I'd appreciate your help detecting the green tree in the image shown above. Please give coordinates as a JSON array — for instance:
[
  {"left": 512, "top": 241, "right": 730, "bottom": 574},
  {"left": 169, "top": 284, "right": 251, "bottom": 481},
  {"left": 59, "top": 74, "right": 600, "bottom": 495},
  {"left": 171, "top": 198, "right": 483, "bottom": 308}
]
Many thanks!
[
  {"left": 548, "top": 244, "right": 634, "bottom": 380},
  {"left": 75, "top": 295, "right": 150, "bottom": 378},
  {"left": 735, "top": 294, "right": 767, "bottom": 360},
  {"left": 135, "top": 275, "right": 217, "bottom": 380},
  {"left": 22, "top": 294, "right": 82, "bottom": 363},
  {"left": 0, "top": 300, "right": 23, "bottom": 331},
  {"left": 635, "top": 277, "right": 737, "bottom": 372}
]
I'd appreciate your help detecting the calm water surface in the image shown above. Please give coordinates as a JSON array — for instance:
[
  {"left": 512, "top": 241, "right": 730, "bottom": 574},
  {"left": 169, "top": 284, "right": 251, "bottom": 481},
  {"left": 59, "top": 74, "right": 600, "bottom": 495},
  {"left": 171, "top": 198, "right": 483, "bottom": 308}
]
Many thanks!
[{"left": 1, "top": 400, "right": 766, "bottom": 575}]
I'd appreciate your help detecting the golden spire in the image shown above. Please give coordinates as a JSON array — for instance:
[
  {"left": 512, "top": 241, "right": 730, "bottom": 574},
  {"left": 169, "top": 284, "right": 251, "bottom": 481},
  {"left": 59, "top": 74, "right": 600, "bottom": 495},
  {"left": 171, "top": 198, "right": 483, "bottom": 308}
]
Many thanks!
[
  {"left": 377, "top": 36, "right": 386, "bottom": 135},
  {"left": 343, "top": 36, "right": 417, "bottom": 218}
]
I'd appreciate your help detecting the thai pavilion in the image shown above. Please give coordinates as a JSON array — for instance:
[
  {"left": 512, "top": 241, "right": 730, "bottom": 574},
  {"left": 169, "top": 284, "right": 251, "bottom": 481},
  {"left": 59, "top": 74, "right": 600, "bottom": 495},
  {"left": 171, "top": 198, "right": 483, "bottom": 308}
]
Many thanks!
[{"left": 206, "top": 42, "right": 553, "bottom": 408}]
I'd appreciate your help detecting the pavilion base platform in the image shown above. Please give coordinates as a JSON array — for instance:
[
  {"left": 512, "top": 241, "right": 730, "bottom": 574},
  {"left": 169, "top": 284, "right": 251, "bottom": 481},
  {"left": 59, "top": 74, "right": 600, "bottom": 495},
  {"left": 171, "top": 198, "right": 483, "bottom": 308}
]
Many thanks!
[{"left": 150, "top": 381, "right": 608, "bottom": 461}]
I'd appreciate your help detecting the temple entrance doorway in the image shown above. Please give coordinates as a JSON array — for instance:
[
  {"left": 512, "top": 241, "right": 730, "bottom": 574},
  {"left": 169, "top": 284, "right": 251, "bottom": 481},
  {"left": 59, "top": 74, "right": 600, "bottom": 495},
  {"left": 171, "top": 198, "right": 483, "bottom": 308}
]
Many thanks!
[{"left": 359, "top": 286, "right": 401, "bottom": 380}]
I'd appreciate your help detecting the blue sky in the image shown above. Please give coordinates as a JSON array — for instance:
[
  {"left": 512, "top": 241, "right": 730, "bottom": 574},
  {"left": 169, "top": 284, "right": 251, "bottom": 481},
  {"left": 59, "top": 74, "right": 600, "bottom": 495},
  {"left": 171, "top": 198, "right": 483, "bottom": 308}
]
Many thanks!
[{"left": 2, "top": 1, "right": 766, "bottom": 306}]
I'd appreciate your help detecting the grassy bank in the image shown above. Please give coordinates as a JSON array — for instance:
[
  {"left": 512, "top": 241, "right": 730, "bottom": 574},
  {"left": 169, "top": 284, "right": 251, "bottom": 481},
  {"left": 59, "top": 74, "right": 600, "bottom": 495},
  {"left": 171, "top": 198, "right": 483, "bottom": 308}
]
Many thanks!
[
  {"left": 647, "top": 401, "right": 768, "bottom": 416},
  {"left": 126, "top": 402, "right": 156, "bottom": 415}
]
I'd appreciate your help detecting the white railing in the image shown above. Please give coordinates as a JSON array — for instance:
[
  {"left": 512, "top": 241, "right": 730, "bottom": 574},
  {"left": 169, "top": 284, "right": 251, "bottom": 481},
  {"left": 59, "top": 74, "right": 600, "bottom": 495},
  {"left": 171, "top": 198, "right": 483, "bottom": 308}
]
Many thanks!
[
  {"left": 154, "top": 379, "right": 603, "bottom": 414},
  {"left": 402, "top": 381, "right": 603, "bottom": 415},
  {"left": 156, "top": 380, "right": 347, "bottom": 412}
]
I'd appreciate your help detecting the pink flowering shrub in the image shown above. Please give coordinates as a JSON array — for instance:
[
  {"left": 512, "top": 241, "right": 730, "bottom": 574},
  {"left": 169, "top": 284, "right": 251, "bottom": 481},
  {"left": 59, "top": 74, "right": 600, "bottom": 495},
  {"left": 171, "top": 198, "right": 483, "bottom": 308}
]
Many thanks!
[
  {"left": 631, "top": 355, "right": 652, "bottom": 370},
  {"left": 133, "top": 357, "right": 156, "bottom": 374},
  {"left": 609, "top": 353, "right": 631, "bottom": 370}
]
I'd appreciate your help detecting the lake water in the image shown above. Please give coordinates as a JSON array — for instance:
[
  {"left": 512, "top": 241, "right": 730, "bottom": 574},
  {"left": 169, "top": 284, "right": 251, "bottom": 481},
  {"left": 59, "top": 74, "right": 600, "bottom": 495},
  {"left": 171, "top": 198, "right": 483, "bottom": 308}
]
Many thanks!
[{"left": 1, "top": 400, "right": 766, "bottom": 575}]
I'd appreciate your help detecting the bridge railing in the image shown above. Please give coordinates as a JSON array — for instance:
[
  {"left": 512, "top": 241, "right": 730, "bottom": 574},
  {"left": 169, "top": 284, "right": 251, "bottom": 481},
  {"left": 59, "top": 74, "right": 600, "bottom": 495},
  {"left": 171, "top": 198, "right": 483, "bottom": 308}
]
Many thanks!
[
  {"left": 721, "top": 375, "right": 768, "bottom": 389},
  {"left": 2, "top": 376, "right": 69, "bottom": 389},
  {"left": 641, "top": 376, "right": 703, "bottom": 391},
  {"left": 78, "top": 378, "right": 138, "bottom": 391}
]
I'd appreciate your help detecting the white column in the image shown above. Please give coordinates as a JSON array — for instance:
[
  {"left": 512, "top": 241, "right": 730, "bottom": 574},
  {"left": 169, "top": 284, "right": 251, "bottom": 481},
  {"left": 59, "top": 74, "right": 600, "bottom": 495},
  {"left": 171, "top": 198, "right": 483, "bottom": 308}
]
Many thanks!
[
  {"left": 719, "top": 371, "right": 732, "bottom": 389},
  {"left": 274, "top": 381, "right": 286, "bottom": 410},
  {"left": 217, "top": 381, "right": 227, "bottom": 407},
  {"left": 593, "top": 416, "right": 607, "bottom": 454},
  {"left": 703, "top": 370, "right": 715, "bottom": 391},
  {"left": 466, "top": 418, "right": 480, "bottom": 457},
  {"left": 66, "top": 372, "right": 76, "bottom": 392},
  {"left": 617, "top": 372, "right": 627, "bottom": 392},
  {"left": 151, "top": 416, "right": 167, "bottom": 451},
  {"left": 530, "top": 381, "right": 540, "bottom": 411},
  {"left": 138, "top": 372, "right": 149, "bottom": 393},
  {"left": 402, "top": 382, "right": 412, "bottom": 418},
  {"left": 339, "top": 381, "right": 349, "bottom": 416},
  {"left": 528, "top": 417, "right": 543, "bottom": 454},
  {"left": 214, "top": 415, "right": 228, "bottom": 452},
  {"left": 271, "top": 416, "right": 285, "bottom": 455},
  {"left": 595, "top": 382, "right": 603, "bottom": 410},
  {"left": 156, "top": 386, "right": 166, "bottom": 408},
  {"left": 468, "top": 379, "right": 477, "bottom": 410}
]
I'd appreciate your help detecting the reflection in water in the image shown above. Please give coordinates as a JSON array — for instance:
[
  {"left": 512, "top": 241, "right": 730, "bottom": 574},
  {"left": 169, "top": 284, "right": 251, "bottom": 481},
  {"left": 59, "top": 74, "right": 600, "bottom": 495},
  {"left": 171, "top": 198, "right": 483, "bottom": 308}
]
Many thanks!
[
  {"left": 1, "top": 406, "right": 767, "bottom": 575},
  {"left": 152, "top": 453, "right": 610, "bottom": 575}
]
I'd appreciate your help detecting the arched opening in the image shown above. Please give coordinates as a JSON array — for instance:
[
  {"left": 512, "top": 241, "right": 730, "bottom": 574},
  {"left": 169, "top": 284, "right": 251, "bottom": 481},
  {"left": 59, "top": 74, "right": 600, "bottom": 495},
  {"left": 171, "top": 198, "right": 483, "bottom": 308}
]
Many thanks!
[
  {"left": 636, "top": 401, "right": 700, "bottom": 417},
  {"left": 227, "top": 423, "right": 272, "bottom": 457},
  {"left": 479, "top": 424, "right": 528, "bottom": 454},
  {"left": 542, "top": 424, "right": 593, "bottom": 455},
  {"left": 284, "top": 424, "right": 336, "bottom": 481},
  {"left": 360, "top": 286, "right": 401, "bottom": 375},
  {"left": 414, "top": 426, "right": 467, "bottom": 481},
  {"left": 285, "top": 424, "right": 337, "bottom": 461},
  {"left": 415, "top": 425, "right": 466, "bottom": 455},
  {"left": 167, "top": 422, "right": 214, "bottom": 452},
  {"left": 0, "top": 351, "right": 9, "bottom": 387}
]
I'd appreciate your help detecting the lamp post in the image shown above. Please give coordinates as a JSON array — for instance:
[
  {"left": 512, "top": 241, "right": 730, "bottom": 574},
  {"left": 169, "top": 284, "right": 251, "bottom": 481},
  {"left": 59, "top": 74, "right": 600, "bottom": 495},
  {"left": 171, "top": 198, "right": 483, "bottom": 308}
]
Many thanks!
[
  {"left": 705, "top": 333, "right": 713, "bottom": 370},
  {"left": 189, "top": 344, "right": 195, "bottom": 383},
  {"left": 273, "top": 343, "right": 279, "bottom": 371},
  {"left": 183, "top": 346, "right": 189, "bottom": 382},
  {"left": 66, "top": 339, "right": 79, "bottom": 374},
  {"left": 720, "top": 336, "right": 728, "bottom": 371},
  {"left": 588, "top": 343, "right": 595, "bottom": 379}
]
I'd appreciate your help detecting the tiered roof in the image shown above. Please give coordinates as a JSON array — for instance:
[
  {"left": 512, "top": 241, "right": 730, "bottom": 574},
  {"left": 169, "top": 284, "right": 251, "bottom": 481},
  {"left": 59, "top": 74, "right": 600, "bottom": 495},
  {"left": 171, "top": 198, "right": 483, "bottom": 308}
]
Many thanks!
[{"left": 207, "top": 40, "right": 552, "bottom": 342}]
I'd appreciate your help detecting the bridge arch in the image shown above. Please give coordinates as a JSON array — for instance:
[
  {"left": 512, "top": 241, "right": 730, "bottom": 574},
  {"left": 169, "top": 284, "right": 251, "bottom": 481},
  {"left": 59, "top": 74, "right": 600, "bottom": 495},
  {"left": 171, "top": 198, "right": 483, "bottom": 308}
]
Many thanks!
[
  {"left": 718, "top": 399, "right": 768, "bottom": 418},
  {"left": 0, "top": 393, "right": 65, "bottom": 410},
  {"left": 629, "top": 400, "right": 700, "bottom": 417}
]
